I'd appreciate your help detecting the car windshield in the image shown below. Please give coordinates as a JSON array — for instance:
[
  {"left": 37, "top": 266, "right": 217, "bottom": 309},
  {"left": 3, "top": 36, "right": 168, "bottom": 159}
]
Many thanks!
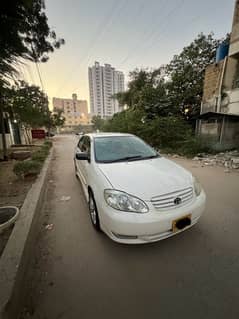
[{"left": 94, "top": 136, "right": 159, "bottom": 163}]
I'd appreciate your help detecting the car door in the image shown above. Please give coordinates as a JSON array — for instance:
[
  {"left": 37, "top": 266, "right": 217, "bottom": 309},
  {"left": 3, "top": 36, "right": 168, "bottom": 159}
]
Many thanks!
[
  {"left": 76, "top": 136, "right": 91, "bottom": 195},
  {"left": 75, "top": 136, "right": 86, "bottom": 184},
  {"left": 80, "top": 136, "right": 91, "bottom": 191}
]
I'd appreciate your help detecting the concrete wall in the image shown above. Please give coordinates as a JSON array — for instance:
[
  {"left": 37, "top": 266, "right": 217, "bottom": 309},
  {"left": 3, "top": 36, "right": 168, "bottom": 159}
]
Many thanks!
[
  {"left": 0, "top": 134, "right": 13, "bottom": 150},
  {"left": 221, "top": 88, "right": 239, "bottom": 114},
  {"left": 222, "top": 117, "right": 239, "bottom": 147},
  {"left": 229, "top": 0, "right": 239, "bottom": 56},
  {"left": 200, "top": 122, "right": 220, "bottom": 137},
  {"left": 201, "top": 61, "right": 224, "bottom": 113},
  {"left": 223, "top": 56, "right": 238, "bottom": 90},
  {"left": 199, "top": 117, "right": 239, "bottom": 149}
]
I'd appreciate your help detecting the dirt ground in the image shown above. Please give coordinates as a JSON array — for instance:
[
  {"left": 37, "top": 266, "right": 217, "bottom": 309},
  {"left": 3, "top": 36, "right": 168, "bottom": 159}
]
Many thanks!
[
  {"left": 0, "top": 144, "right": 44, "bottom": 257},
  {"left": 20, "top": 135, "right": 239, "bottom": 319}
]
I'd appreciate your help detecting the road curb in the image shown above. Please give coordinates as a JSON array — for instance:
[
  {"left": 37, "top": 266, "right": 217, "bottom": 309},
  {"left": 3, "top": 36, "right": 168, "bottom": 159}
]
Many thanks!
[{"left": 0, "top": 148, "right": 53, "bottom": 319}]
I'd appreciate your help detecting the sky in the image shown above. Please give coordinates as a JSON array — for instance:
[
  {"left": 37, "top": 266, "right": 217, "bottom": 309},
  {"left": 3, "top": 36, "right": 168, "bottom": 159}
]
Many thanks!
[{"left": 21, "top": 0, "right": 235, "bottom": 110}]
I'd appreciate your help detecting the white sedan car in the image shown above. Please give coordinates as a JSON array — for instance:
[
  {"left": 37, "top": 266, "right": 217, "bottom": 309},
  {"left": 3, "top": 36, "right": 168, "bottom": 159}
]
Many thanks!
[{"left": 74, "top": 133, "right": 206, "bottom": 244}]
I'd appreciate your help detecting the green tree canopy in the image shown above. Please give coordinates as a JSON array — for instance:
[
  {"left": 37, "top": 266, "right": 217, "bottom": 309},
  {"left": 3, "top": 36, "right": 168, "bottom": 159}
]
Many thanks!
[
  {"left": 91, "top": 115, "right": 105, "bottom": 131},
  {"left": 10, "top": 81, "right": 49, "bottom": 127},
  {"left": 166, "top": 33, "right": 220, "bottom": 120},
  {"left": 0, "top": 0, "right": 64, "bottom": 87},
  {"left": 116, "top": 33, "right": 222, "bottom": 123},
  {"left": 115, "top": 67, "right": 178, "bottom": 119},
  {"left": 0, "top": 0, "right": 64, "bottom": 159}
]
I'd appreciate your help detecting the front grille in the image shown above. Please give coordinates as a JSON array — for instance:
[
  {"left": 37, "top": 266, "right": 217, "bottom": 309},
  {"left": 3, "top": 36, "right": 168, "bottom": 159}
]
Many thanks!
[{"left": 151, "top": 187, "right": 194, "bottom": 210}]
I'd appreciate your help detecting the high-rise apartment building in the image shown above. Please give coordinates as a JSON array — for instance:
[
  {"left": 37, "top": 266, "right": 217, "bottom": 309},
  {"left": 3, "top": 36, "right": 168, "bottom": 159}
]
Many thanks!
[
  {"left": 88, "top": 62, "right": 125, "bottom": 118},
  {"left": 53, "top": 94, "right": 90, "bottom": 131}
]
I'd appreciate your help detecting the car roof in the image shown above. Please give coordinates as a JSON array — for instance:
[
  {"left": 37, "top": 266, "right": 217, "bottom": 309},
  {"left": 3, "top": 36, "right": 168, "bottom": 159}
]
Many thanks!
[{"left": 86, "top": 132, "right": 134, "bottom": 139}]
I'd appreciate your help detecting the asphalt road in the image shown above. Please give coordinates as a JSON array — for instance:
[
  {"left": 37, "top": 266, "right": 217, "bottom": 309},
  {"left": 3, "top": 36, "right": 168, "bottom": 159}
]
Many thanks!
[{"left": 23, "top": 135, "right": 239, "bottom": 319}]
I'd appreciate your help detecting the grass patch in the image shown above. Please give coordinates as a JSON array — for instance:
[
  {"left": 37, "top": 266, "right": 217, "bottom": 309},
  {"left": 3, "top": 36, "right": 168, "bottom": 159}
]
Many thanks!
[
  {"left": 13, "top": 140, "right": 52, "bottom": 178},
  {"left": 160, "top": 137, "right": 220, "bottom": 157},
  {"left": 13, "top": 160, "right": 42, "bottom": 178}
]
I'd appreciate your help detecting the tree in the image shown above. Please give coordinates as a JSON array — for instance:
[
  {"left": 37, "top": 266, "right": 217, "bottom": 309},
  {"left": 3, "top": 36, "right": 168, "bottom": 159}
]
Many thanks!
[
  {"left": 6, "top": 82, "right": 65, "bottom": 142},
  {"left": 115, "top": 66, "right": 178, "bottom": 119},
  {"left": 0, "top": 0, "right": 64, "bottom": 160},
  {"left": 91, "top": 115, "right": 105, "bottom": 131},
  {"left": 166, "top": 33, "right": 220, "bottom": 122},
  {"left": 116, "top": 33, "right": 222, "bottom": 125},
  {"left": 44, "top": 109, "right": 65, "bottom": 134},
  {"left": 50, "top": 109, "right": 65, "bottom": 129},
  {"left": 0, "top": 0, "right": 64, "bottom": 85},
  {"left": 11, "top": 82, "right": 49, "bottom": 127},
  {"left": 6, "top": 82, "right": 50, "bottom": 143}
]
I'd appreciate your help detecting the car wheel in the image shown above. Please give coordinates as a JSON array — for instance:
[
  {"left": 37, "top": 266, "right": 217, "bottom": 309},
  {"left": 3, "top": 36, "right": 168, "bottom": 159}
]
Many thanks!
[
  {"left": 88, "top": 191, "right": 100, "bottom": 231},
  {"left": 74, "top": 160, "right": 78, "bottom": 178}
]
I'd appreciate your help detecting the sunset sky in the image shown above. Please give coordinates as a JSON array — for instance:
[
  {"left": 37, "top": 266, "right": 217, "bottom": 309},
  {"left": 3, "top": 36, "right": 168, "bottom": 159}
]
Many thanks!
[{"left": 20, "top": 0, "right": 235, "bottom": 110}]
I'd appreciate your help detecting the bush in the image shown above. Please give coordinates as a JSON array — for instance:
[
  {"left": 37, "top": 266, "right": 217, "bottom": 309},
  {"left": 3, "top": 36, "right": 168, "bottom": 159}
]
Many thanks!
[
  {"left": 44, "top": 140, "right": 53, "bottom": 148},
  {"left": 31, "top": 149, "right": 48, "bottom": 162},
  {"left": 31, "top": 141, "right": 52, "bottom": 162},
  {"left": 13, "top": 160, "right": 42, "bottom": 178}
]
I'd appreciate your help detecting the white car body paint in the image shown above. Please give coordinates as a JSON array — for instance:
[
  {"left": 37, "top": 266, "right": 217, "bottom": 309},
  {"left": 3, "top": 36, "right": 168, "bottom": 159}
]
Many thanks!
[{"left": 74, "top": 133, "right": 206, "bottom": 244}]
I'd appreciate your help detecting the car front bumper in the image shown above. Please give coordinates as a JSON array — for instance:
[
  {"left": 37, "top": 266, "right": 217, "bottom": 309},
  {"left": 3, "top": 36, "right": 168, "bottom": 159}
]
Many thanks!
[{"left": 99, "top": 191, "right": 206, "bottom": 244}]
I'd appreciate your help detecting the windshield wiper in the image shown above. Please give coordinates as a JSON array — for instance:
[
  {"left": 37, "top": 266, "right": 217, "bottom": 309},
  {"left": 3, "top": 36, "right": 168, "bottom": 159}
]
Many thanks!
[
  {"left": 107, "top": 155, "right": 144, "bottom": 163},
  {"left": 99, "top": 154, "right": 160, "bottom": 163},
  {"left": 141, "top": 154, "right": 160, "bottom": 160}
]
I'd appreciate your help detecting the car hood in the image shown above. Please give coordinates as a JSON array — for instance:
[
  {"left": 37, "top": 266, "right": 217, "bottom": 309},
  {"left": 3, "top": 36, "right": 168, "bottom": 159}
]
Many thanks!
[{"left": 97, "top": 157, "right": 193, "bottom": 200}]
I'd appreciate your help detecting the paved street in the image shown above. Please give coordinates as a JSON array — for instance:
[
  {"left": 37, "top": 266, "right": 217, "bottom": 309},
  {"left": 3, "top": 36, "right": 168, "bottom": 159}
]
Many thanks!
[{"left": 24, "top": 135, "right": 239, "bottom": 319}]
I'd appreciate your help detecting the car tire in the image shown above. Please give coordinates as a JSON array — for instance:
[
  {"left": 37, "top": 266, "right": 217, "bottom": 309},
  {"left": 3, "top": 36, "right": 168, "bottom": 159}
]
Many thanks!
[
  {"left": 74, "top": 160, "right": 78, "bottom": 178},
  {"left": 88, "top": 191, "right": 101, "bottom": 231}
]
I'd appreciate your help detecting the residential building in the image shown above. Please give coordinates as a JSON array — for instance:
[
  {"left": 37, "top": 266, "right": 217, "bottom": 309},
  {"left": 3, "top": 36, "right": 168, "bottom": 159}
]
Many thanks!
[
  {"left": 198, "top": 0, "right": 239, "bottom": 149},
  {"left": 53, "top": 94, "right": 90, "bottom": 131},
  {"left": 88, "top": 62, "right": 125, "bottom": 119},
  {"left": 0, "top": 113, "right": 32, "bottom": 150}
]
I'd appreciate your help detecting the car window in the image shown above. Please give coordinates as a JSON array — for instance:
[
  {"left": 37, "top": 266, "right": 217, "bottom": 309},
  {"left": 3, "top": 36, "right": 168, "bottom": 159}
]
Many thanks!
[
  {"left": 94, "top": 136, "right": 158, "bottom": 163},
  {"left": 81, "top": 136, "right": 91, "bottom": 155},
  {"left": 77, "top": 136, "right": 85, "bottom": 151}
]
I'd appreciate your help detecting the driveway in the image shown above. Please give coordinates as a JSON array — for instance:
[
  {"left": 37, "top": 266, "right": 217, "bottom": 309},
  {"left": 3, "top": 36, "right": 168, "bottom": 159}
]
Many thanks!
[{"left": 22, "top": 135, "right": 239, "bottom": 319}]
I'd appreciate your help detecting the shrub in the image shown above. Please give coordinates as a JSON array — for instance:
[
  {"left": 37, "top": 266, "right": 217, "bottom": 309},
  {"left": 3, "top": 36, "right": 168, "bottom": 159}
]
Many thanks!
[
  {"left": 13, "top": 160, "right": 42, "bottom": 178},
  {"left": 31, "top": 141, "right": 52, "bottom": 162},
  {"left": 44, "top": 140, "right": 52, "bottom": 148},
  {"left": 31, "top": 149, "right": 48, "bottom": 162}
]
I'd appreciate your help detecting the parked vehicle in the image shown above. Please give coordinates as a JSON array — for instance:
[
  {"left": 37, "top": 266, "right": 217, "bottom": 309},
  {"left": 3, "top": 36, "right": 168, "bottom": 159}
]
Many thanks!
[
  {"left": 74, "top": 133, "right": 206, "bottom": 244},
  {"left": 46, "top": 131, "right": 55, "bottom": 137},
  {"left": 75, "top": 132, "right": 83, "bottom": 137}
]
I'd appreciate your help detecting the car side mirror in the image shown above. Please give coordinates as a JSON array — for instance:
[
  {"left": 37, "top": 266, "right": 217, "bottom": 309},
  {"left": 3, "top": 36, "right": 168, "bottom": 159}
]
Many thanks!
[{"left": 75, "top": 152, "right": 89, "bottom": 161}]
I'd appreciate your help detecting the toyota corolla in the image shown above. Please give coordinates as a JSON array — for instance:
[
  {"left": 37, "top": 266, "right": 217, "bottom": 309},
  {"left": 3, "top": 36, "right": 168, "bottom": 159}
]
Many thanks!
[{"left": 74, "top": 133, "right": 206, "bottom": 244}]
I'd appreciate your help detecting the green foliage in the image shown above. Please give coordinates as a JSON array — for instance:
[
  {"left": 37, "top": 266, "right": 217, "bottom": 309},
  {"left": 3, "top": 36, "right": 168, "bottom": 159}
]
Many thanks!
[
  {"left": 9, "top": 81, "right": 49, "bottom": 127},
  {"left": 31, "top": 140, "right": 52, "bottom": 162},
  {"left": 166, "top": 33, "right": 220, "bottom": 120},
  {"left": 115, "top": 67, "right": 177, "bottom": 119},
  {"left": 103, "top": 109, "right": 193, "bottom": 149},
  {"left": 116, "top": 33, "right": 222, "bottom": 123},
  {"left": 104, "top": 110, "right": 216, "bottom": 156},
  {"left": 50, "top": 109, "right": 65, "bottom": 128},
  {"left": 31, "top": 150, "right": 47, "bottom": 162},
  {"left": 13, "top": 160, "right": 42, "bottom": 178},
  {"left": 91, "top": 115, "right": 105, "bottom": 131},
  {"left": 0, "top": 1, "right": 64, "bottom": 160},
  {"left": 44, "top": 140, "right": 53, "bottom": 148},
  {"left": 0, "top": 0, "right": 64, "bottom": 87},
  {"left": 14, "top": 140, "right": 52, "bottom": 178}
]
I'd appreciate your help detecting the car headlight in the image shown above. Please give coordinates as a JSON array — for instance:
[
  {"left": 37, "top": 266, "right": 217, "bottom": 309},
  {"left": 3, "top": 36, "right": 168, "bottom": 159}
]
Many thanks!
[
  {"left": 193, "top": 176, "right": 202, "bottom": 196},
  {"left": 104, "top": 189, "right": 149, "bottom": 213}
]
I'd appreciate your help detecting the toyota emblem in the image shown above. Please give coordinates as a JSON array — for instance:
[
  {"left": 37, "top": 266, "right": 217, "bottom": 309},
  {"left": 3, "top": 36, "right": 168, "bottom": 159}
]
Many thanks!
[{"left": 174, "top": 197, "right": 182, "bottom": 205}]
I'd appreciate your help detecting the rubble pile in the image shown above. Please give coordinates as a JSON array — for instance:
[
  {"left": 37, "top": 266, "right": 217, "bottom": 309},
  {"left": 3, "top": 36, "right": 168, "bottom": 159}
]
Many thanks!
[{"left": 192, "top": 150, "right": 239, "bottom": 170}]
